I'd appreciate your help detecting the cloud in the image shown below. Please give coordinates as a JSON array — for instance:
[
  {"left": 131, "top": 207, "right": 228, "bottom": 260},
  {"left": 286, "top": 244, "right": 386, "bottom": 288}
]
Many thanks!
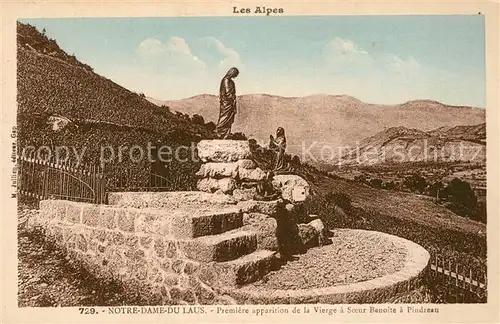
[
  {"left": 322, "top": 37, "right": 420, "bottom": 79},
  {"left": 137, "top": 37, "right": 206, "bottom": 69},
  {"left": 326, "top": 37, "right": 368, "bottom": 56},
  {"left": 322, "top": 37, "right": 374, "bottom": 73},
  {"left": 203, "top": 37, "right": 244, "bottom": 71},
  {"left": 384, "top": 54, "right": 420, "bottom": 77},
  {"left": 137, "top": 38, "right": 167, "bottom": 56}
]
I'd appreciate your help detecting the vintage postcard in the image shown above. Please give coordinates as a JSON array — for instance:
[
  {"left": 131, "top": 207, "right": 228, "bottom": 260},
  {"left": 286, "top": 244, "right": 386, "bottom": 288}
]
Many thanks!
[{"left": 1, "top": 1, "right": 499, "bottom": 323}]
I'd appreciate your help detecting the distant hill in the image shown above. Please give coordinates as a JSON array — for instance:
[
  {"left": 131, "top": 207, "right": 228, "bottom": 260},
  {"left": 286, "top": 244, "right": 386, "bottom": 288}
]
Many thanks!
[
  {"left": 338, "top": 123, "right": 486, "bottom": 165},
  {"left": 149, "top": 94, "right": 485, "bottom": 161}
]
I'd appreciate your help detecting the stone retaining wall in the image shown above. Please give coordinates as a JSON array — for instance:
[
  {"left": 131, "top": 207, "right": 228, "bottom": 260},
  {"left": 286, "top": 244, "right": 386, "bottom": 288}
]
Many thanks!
[
  {"left": 29, "top": 200, "right": 430, "bottom": 305},
  {"left": 29, "top": 199, "right": 245, "bottom": 305}
]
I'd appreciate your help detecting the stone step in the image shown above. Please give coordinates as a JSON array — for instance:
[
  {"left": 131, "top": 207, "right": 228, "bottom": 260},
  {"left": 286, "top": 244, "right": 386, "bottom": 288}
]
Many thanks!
[
  {"left": 179, "top": 230, "right": 257, "bottom": 262},
  {"left": 171, "top": 207, "right": 243, "bottom": 239},
  {"left": 108, "top": 191, "right": 237, "bottom": 209},
  {"left": 214, "top": 250, "right": 279, "bottom": 287}
]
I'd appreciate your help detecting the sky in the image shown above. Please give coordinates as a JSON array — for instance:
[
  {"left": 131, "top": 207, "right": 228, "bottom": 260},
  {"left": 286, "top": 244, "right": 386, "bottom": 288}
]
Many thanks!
[{"left": 20, "top": 15, "right": 485, "bottom": 107}]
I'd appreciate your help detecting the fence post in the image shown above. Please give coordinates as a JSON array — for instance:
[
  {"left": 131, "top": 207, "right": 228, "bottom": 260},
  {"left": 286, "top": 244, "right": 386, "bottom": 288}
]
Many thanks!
[{"left": 448, "top": 259, "right": 451, "bottom": 284}]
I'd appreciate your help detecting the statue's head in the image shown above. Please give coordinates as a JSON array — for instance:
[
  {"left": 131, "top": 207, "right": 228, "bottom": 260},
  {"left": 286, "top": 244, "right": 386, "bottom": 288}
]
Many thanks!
[
  {"left": 225, "top": 67, "right": 239, "bottom": 78},
  {"left": 276, "top": 127, "right": 285, "bottom": 137}
]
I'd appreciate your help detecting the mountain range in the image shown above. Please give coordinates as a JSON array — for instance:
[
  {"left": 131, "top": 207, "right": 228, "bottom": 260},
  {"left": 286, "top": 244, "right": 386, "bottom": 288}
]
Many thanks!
[
  {"left": 150, "top": 94, "right": 485, "bottom": 162},
  {"left": 338, "top": 123, "right": 486, "bottom": 165}
]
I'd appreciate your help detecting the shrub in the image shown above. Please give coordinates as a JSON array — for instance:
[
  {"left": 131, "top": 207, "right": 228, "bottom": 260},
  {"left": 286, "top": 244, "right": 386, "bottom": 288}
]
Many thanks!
[
  {"left": 369, "top": 178, "right": 383, "bottom": 188},
  {"left": 403, "top": 173, "right": 427, "bottom": 193},
  {"left": 384, "top": 181, "right": 396, "bottom": 190},
  {"left": 229, "top": 132, "right": 247, "bottom": 140},
  {"left": 439, "top": 178, "right": 478, "bottom": 219},
  {"left": 303, "top": 190, "right": 368, "bottom": 232},
  {"left": 354, "top": 174, "right": 367, "bottom": 184},
  {"left": 191, "top": 114, "right": 205, "bottom": 125},
  {"left": 475, "top": 201, "right": 487, "bottom": 223},
  {"left": 327, "top": 192, "right": 352, "bottom": 213},
  {"left": 204, "top": 121, "right": 216, "bottom": 131}
]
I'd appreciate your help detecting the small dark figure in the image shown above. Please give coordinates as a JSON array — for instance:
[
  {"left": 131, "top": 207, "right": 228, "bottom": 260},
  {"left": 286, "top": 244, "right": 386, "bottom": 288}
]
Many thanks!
[
  {"left": 253, "top": 171, "right": 279, "bottom": 201},
  {"left": 216, "top": 67, "right": 239, "bottom": 139},
  {"left": 269, "top": 127, "right": 289, "bottom": 172}
]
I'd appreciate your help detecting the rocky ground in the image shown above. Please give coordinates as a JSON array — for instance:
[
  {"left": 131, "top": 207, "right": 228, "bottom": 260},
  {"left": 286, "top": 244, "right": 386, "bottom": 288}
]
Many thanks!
[{"left": 17, "top": 208, "right": 144, "bottom": 307}]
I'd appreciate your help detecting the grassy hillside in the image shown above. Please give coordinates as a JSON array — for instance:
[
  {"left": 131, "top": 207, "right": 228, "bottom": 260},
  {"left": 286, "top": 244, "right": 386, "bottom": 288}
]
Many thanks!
[{"left": 17, "top": 22, "right": 213, "bottom": 189}]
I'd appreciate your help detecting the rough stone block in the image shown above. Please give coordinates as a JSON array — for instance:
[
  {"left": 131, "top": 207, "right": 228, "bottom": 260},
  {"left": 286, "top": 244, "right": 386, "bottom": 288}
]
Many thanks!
[
  {"left": 66, "top": 203, "right": 82, "bottom": 224},
  {"left": 196, "top": 162, "right": 239, "bottom": 179},
  {"left": 171, "top": 208, "right": 243, "bottom": 239},
  {"left": 215, "top": 250, "right": 278, "bottom": 286},
  {"left": 117, "top": 211, "right": 135, "bottom": 232},
  {"left": 169, "top": 287, "right": 196, "bottom": 305},
  {"left": 82, "top": 205, "right": 102, "bottom": 227},
  {"left": 237, "top": 159, "right": 257, "bottom": 170},
  {"left": 134, "top": 211, "right": 170, "bottom": 236},
  {"left": 298, "top": 223, "right": 318, "bottom": 248},
  {"left": 237, "top": 200, "right": 282, "bottom": 217},
  {"left": 39, "top": 199, "right": 68, "bottom": 220},
  {"left": 308, "top": 219, "right": 325, "bottom": 233},
  {"left": 238, "top": 167, "right": 266, "bottom": 182},
  {"left": 102, "top": 208, "right": 117, "bottom": 229},
  {"left": 179, "top": 231, "right": 257, "bottom": 262},
  {"left": 197, "top": 177, "right": 237, "bottom": 194},
  {"left": 108, "top": 191, "right": 237, "bottom": 209},
  {"left": 189, "top": 277, "right": 216, "bottom": 305},
  {"left": 272, "top": 174, "right": 310, "bottom": 202},
  {"left": 232, "top": 188, "right": 257, "bottom": 201},
  {"left": 197, "top": 140, "right": 252, "bottom": 162},
  {"left": 241, "top": 213, "right": 279, "bottom": 251},
  {"left": 39, "top": 200, "right": 55, "bottom": 219},
  {"left": 183, "top": 261, "right": 200, "bottom": 275}
]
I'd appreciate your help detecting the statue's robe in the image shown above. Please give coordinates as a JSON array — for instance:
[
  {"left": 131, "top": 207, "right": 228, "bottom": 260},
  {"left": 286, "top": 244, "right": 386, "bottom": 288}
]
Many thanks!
[
  {"left": 216, "top": 77, "right": 236, "bottom": 139},
  {"left": 270, "top": 135, "right": 287, "bottom": 172}
]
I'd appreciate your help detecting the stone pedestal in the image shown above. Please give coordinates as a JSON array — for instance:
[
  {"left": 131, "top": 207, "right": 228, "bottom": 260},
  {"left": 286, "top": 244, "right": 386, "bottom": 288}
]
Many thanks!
[
  {"left": 196, "top": 140, "right": 266, "bottom": 195},
  {"left": 195, "top": 140, "right": 324, "bottom": 256}
]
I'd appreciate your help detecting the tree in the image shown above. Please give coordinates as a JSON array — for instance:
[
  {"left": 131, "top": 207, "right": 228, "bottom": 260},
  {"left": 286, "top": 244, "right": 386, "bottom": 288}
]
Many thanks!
[
  {"left": 403, "top": 173, "right": 427, "bottom": 194},
  {"left": 439, "top": 178, "right": 478, "bottom": 218}
]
